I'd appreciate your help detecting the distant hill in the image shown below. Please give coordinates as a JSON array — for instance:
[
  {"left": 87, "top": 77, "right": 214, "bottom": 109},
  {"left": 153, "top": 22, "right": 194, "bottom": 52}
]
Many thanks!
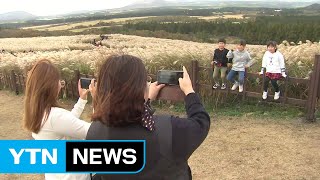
[
  {"left": 120, "top": 0, "right": 320, "bottom": 10},
  {"left": 122, "top": 0, "right": 170, "bottom": 9},
  {"left": 301, "top": 3, "right": 320, "bottom": 10},
  {"left": 1, "top": 1, "right": 319, "bottom": 23},
  {"left": 0, "top": 11, "right": 37, "bottom": 22}
]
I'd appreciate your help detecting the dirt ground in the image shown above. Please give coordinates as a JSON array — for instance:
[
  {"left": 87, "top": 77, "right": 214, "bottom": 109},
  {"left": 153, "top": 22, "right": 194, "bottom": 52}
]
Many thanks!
[{"left": 0, "top": 90, "right": 320, "bottom": 180}]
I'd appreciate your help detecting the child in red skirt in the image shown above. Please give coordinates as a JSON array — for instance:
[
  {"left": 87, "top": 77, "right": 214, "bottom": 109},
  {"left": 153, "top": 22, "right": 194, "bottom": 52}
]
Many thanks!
[{"left": 259, "top": 41, "right": 287, "bottom": 100}]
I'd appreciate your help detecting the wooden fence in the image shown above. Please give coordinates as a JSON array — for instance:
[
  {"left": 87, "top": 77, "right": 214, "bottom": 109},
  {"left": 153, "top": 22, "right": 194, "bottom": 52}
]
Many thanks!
[{"left": 0, "top": 55, "right": 319, "bottom": 122}]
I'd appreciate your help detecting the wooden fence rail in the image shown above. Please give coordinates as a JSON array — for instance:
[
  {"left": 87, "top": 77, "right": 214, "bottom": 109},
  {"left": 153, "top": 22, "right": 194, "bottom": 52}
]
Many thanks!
[
  {"left": 0, "top": 55, "right": 319, "bottom": 122},
  {"left": 196, "top": 66, "right": 309, "bottom": 106}
]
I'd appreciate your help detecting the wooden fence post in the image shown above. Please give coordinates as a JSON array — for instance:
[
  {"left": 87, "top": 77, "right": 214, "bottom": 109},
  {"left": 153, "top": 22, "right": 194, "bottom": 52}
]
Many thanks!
[
  {"left": 74, "top": 70, "right": 81, "bottom": 99},
  {"left": 6, "top": 74, "right": 11, "bottom": 90},
  {"left": 283, "top": 73, "right": 289, "bottom": 104},
  {"left": 318, "top": 56, "right": 320, "bottom": 99},
  {"left": 3, "top": 74, "right": 7, "bottom": 89},
  {"left": 11, "top": 70, "right": 19, "bottom": 95},
  {"left": 242, "top": 69, "right": 247, "bottom": 100},
  {"left": 2, "top": 74, "right": 6, "bottom": 89},
  {"left": 17, "top": 74, "right": 23, "bottom": 93},
  {"left": 7, "top": 74, "right": 11, "bottom": 90},
  {"left": 0, "top": 73, "right": 3, "bottom": 90},
  {"left": 70, "top": 81, "right": 75, "bottom": 99},
  {"left": 22, "top": 75, "right": 26, "bottom": 92},
  {"left": 208, "top": 65, "right": 214, "bottom": 96},
  {"left": 306, "top": 55, "right": 320, "bottom": 121},
  {"left": 191, "top": 60, "right": 199, "bottom": 92},
  {"left": 261, "top": 68, "right": 266, "bottom": 97}
]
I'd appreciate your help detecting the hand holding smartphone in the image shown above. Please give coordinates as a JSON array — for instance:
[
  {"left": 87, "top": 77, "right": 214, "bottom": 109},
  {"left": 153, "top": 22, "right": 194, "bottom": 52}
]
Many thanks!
[
  {"left": 157, "top": 70, "right": 183, "bottom": 85},
  {"left": 80, "top": 77, "right": 95, "bottom": 89}
]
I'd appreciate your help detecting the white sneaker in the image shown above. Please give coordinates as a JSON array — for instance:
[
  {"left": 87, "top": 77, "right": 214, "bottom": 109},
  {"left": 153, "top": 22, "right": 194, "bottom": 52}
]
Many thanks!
[
  {"left": 274, "top": 91, "right": 280, "bottom": 100},
  {"left": 239, "top": 85, "right": 243, "bottom": 92},
  {"left": 262, "top": 91, "right": 268, "bottom": 99},
  {"left": 213, "top": 83, "right": 220, "bottom": 89},
  {"left": 231, "top": 82, "right": 239, "bottom": 91},
  {"left": 221, "top": 83, "right": 226, "bottom": 90}
]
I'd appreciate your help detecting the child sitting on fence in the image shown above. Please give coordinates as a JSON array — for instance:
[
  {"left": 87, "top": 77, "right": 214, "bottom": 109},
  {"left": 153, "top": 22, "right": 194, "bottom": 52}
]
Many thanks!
[
  {"left": 259, "top": 41, "right": 287, "bottom": 100},
  {"left": 211, "top": 38, "right": 231, "bottom": 90},
  {"left": 226, "top": 39, "right": 253, "bottom": 92}
]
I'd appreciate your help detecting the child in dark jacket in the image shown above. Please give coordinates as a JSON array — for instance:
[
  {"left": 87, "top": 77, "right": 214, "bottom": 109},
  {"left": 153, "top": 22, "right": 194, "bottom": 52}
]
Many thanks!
[{"left": 211, "top": 38, "right": 231, "bottom": 90}]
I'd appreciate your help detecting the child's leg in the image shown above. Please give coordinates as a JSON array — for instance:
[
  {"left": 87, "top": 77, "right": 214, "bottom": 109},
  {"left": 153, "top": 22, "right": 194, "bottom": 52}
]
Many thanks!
[
  {"left": 212, "top": 66, "right": 220, "bottom": 84},
  {"left": 264, "top": 77, "right": 270, "bottom": 92},
  {"left": 227, "top": 70, "right": 237, "bottom": 83},
  {"left": 271, "top": 79, "right": 280, "bottom": 92},
  {"left": 220, "top": 67, "right": 228, "bottom": 84},
  {"left": 238, "top": 71, "right": 245, "bottom": 85}
]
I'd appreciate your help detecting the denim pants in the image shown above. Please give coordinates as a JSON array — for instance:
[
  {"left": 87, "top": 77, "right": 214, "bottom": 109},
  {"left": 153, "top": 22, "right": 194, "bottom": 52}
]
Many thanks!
[{"left": 227, "top": 70, "right": 245, "bottom": 85}]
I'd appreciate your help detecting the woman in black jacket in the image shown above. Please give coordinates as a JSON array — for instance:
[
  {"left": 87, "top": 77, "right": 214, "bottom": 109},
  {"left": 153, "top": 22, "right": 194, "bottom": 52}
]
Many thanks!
[{"left": 87, "top": 55, "right": 210, "bottom": 180}]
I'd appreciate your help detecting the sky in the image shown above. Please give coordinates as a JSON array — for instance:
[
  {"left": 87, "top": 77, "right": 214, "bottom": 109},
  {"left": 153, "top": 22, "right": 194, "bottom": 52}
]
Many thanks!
[
  {"left": 0, "top": 0, "right": 137, "bottom": 16},
  {"left": 0, "top": 0, "right": 314, "bottom": 16}
]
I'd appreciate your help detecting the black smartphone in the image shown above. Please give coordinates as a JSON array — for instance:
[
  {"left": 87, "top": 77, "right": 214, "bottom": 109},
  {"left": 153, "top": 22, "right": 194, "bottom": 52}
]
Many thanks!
[
  {"left": 157, "top": 70, "right": 183, "bottom": 85},
  {"left": 80, "top": 78, "right": 93, "bottom": 89}
]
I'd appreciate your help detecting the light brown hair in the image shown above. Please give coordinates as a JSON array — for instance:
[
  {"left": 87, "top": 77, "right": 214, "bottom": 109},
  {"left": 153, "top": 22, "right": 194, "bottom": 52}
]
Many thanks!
[{"left": 23, "top": 59, "right": 61, "bottom": 133}]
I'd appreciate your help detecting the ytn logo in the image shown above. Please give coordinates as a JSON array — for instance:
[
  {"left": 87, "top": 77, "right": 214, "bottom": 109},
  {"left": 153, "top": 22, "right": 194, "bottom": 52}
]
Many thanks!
[
  {"left": 66, "top": 141, "right": 145, "bottom": 173},
  {"left": 9, "top": 148, "right": 57, "bottom": 164},
  {"left": 0, "top": 140, "right": 145, "bottom": 173},
  {"left": 73, "top": 148, "right": 136, "bottom": 165}
]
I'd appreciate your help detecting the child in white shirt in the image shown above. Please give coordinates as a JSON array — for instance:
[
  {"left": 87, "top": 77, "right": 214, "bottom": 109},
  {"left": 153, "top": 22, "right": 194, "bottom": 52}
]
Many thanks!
[{"left": 259, "top": 41, "right": 287, "bottom": 100}]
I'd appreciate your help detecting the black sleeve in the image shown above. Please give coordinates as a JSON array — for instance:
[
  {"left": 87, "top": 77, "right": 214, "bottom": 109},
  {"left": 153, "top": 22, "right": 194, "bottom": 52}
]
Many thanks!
[
  {"left": 171, "top": 93, "right": 211, "bottom": 160},
  {"left": 213, "top": 49, "right": 217, "bottom": 61}
]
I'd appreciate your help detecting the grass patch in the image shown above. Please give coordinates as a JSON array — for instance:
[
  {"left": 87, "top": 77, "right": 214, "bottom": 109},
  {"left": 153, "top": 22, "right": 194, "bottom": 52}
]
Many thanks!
[
  {"left": 213, "top": 101, "right": 304, "bottom": 119},
  {"left": 153, "top": 98, "right": 305, "bottom": 120}
]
